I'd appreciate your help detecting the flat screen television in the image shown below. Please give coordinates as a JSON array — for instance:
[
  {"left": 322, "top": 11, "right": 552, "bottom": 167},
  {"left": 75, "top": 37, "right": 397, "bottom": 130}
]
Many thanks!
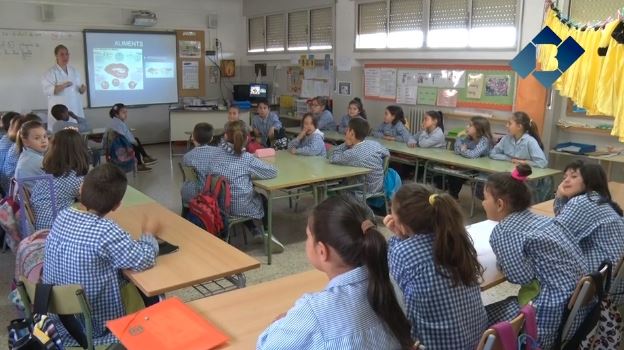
[{"left": 249, "top": 83, "right": 268, "bottom": 100}]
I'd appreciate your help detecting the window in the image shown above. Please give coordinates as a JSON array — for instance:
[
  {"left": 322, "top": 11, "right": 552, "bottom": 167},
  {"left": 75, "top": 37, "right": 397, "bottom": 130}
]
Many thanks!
[
  {"left": 569, "top": 0, "right": 618, "bottom": 23},
  {"left": 356, "top": 0, "right": 518, "bottom": 49},
  {"left": 248, "top": 7, "right": 333, "bottom": 53}
]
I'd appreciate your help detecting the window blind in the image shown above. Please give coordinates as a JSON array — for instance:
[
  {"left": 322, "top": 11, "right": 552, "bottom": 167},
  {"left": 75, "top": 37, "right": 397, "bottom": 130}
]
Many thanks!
[
  {"left": 429, "top": 0, "right": 469, "bottom": 30},
  {"left": 248, "top": 17, "right": 265, "bottom": 52},
  {"left": 266, "top": 14, "right": 285, "bottom": 51},
  {"left": 310, "top": 7, "right": 333, "bottom": 49},
  {"left": 288, "top": 10, "right": 309, "bottom": 50},
  {"left": 472, "top": 0, "right": 516, "bottom": 28},
  {"left": 358, "top": 1, "right": 387, "bottom": 35},
  {"left": 569, "top": 0, "right": 617, "bottom": 23}
]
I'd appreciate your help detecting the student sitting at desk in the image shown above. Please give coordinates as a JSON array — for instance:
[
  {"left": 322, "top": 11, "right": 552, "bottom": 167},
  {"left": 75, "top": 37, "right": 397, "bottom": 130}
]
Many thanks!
[
  {"left": 0, "top": 112, "right": 20, "bottom": 192},
  {"left": 31, "top": 129, "right": 89, "bottom": 230},
  {"left": 252, "top": 98, "right": 282, "bottom": 147},
  {"left": 257, "top": 196, "right": 414, "bottom": 350},
  {"left": 43, "top": 163, "right": 161, "bottom": 347},
  {"left": 554, "top": 161, "right": 624, "bottom": 294},
  {"left": 109, "top": 103, "right": 158, "bottom": 172},
  {"left": 310, "top": 96, "right": 336, "bottom": 131},
  {"left": 483, "top": 165, "right": 588, "bottom": 349},
  {"left": 337, "top": 97, "right": 366, "bottom": 134},
  {"left": 50, "top": 103, "right": 90, "bottom": 133},
  {"left": 288, "top": 113, "right": 326, "bottom": 157},
  {"left": 330, "top": 118, "right": 389, "bottom": 194},
  {"left": 2, "top": 114, "right": 40, "bottom": 192},
  {"left": 15, "top": 120, "right": 49, "bottom": 186},
  {"left": 408, "top": 110, "right": 446, "bottom": 148},
  {"left": 384, "top": 184, "right": 487, "bottom": 349},
  {"left": 180, "top": 123, "right": 219, "bottom": 215},
  {"left": 372, "top": 105, "right": 412, "bottom": 143}
]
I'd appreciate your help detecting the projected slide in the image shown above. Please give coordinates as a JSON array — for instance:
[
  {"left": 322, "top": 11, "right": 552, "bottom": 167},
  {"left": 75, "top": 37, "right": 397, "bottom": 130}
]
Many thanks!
[
  {"left": 94, "top": 48, "right": 143, "bottom": 91},
  {"left": 85, "top": 30, "right": 178, "bottom": 107}
]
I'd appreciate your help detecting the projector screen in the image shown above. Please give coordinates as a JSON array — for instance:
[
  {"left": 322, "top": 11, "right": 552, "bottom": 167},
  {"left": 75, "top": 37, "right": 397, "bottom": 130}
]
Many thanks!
[{"left": 84, "top": 30, "right": 178, "bottom": 108}]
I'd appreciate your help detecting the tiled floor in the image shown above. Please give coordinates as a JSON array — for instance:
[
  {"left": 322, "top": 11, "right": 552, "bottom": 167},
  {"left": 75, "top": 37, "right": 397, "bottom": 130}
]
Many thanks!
[{"left": 0, "top": 143, "right": 518, "bottom": 344}]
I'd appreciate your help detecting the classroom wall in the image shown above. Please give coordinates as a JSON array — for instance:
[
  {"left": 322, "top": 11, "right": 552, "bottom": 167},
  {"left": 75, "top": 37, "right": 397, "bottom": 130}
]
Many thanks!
[{"left": 0, "top": 0, "right": 245, "bottom": 143}]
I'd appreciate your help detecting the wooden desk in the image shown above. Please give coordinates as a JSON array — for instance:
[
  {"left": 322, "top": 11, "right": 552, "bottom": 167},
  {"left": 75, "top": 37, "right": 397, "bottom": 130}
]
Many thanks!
[
  {"left": 188, "top": 228, "right": 504, "bottom": 350},
  {"left": 530, "top": 181, "right": 624, "bottom": 218},
  {"left": 109, "top": 202, "right": 260, "bottom": 296},
  {"left": 590, "top": 154, "right": 624, "bottom": 180},
  {"left": 253, "top": 151, "right": 371, "bottom": 264},
  {"left": 121, "top": 186, "right": 155, "bottom": 207}
]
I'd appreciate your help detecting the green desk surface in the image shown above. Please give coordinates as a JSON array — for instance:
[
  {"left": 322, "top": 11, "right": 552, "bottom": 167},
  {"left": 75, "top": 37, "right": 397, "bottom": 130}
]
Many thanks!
[
  {"left": 374, "top": 139, "right": 560, "bottom": 180},
  {"left": 253, "top": 151, "right": 371, "bottom": 191},
  {"left": 121, "top": 186, "right": 155, "bottom": 207},
  {"left": 284, "top": 127, "right": 345, "bottom": 143},
  {"left": 590, "top": 154, "right": 624, "bottom": 164}
]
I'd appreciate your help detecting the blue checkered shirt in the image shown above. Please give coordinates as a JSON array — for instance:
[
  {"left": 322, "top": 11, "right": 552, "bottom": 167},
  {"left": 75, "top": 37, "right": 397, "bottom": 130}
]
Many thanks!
[
  {"left": 489, "top": 133, "right": 548, "bottom": 168},
  {"left": 488, "top": 210, "right": 589, "bottom": 349},
  {"left": 42, "top": 207, "right": 158, "bottom": 346},
  {"left": 15, "top": 147, "right": 46, "bottom": 188},
  {"left": 0, "top": 134, "right": 13, "bottom": 168},
  {"left": 315, "top": 110, "right": 336, "bottom": 131},
  {"left": 287, "top": 131, "right": 326, "bottom": 157},
  {"left": 454, "top": 136, "right": 492, "bottom": 158},
  {"left": 415, "top": 127, "right": 446, "bottom": 148},
  {"left": 257, "top": 266, "right": 402, "bottom": 350},
  {"left": 2, "top": 143, "right": 19, "bottom": 192},
  {"left": 371, "top": 122, "right": 412, "bottom": 143},
  {"left": 388, "top": 234, "right": 487, "bottom": 349},
  {"left": 252, "top": 112, "right": 282, "bottom": 146},
  {"left": 337, "top": 115, "right": 362, "bottom": 134},
  {"left": 330, "top": 140, "right": 389, "bottom": 193},
  {"left": 31, "top": 171, "right": 83, "bottom": 230},
  {"left": 180, "top": 145, "right": 221, "bottom": 207},
  {"left": 198, "top": 142, "right": 276, "bottom": 219},
  {"left": 109, "top": 117, "right": 136, "bottom": 145}
]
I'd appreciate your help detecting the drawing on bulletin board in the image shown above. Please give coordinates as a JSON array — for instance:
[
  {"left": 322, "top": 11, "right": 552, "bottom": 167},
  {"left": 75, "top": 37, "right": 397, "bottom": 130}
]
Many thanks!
[
  {"left": 484, "top": 75, "right": 511, "bottom": 96},
  {"left": 364, "top": 64, "right": 515, "bottom": 111},
  {"left": 287, "top": 66, "right": 302, "bottom": 95},
  {"left": 220, "top": 59, "right": 235, "bottom": 77},
  {"left": 178, "top": 40, "right": 201, "bottom": 58}
]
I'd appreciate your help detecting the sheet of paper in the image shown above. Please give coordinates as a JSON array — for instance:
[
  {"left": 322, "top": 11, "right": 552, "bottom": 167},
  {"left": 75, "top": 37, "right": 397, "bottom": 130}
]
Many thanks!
[
  {"left": 417, "top": 87, "right": 438, "bottom": 105},
  {"left": 466, "top": 220, "right": 498, "bottom": 256},
  {"left": 466, "top": 73, "right": 484, "bottom": 99},
  {"left": 182, "top": 61, "right": 199, "bottom": 90},
  {"left": 337, "top": 56, "right": 352, "bottom": 72},
  {"left": 379, "top": 68, "right": 397, "bottom": 100},
  {"left": 396, "top": 70, "right": 418, "bottom": 105},
  {"left": 364, "top": 68, "right": 381, "bottom": 97},
  {"left": 437, "top": 89, "right": 458, "bottom": 107}
]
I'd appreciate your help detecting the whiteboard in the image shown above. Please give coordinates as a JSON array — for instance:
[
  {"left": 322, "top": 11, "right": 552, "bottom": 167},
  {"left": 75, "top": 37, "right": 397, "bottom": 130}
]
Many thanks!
[{"left": 0, "top": 29, "right": 85, "bottom": 112}]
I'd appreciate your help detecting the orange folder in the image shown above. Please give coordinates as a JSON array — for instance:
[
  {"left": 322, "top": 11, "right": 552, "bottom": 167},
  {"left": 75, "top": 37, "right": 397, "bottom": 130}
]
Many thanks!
[{"left": 107, "top": 297, "right": 229, "bottom": 350}]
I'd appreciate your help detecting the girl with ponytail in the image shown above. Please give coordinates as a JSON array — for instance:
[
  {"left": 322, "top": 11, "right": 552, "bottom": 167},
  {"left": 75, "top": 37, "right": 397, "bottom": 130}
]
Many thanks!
[
  {"left": 484, "top": 165, "right": 588, "bottom": 349},
  {"left": 209, "top": 120, "right": 284, "bottom": 253},
  {"left": 337, "top": 97, "right": 367, "bottom": 134},
  {"left": 489, "top": 111, "right": 547, "bottom": 168},
  {"left": 384, "top": 183, "right": 487, "bottom": 349},
  {"left": 258, "top": 196, "right": 414, "bottom": 349}
]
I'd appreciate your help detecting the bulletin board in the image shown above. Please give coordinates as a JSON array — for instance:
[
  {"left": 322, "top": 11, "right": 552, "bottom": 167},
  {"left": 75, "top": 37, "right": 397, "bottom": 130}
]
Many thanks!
[
  {"left": 363, "top": 63, "right": 515, "bottom": 111},
  {"left": 175, "top": 30, "right": 205, "bottom": 98}
]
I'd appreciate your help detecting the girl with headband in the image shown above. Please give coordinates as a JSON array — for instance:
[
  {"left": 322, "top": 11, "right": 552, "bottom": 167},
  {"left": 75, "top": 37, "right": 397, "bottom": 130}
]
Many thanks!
[
  {"left": 483, "top": 164, "right": 589, "bottom": 348},
  {"left": 383, "top": 183, "right": 487, "bottom": 349}
]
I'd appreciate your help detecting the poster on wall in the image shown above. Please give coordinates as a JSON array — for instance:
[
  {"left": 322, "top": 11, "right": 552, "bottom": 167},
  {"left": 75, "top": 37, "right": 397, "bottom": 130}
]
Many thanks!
[
  {"left": 181, "top": 61, "right": 199, "bottom": 89},
  {"left": 436, "top": 89, "right": 458, "bottom": 107},
  {"left": 396, "top": 70, "right": 418, "bottom": 105},
  {"left": 484, "top": 75, "right": 511, "bottom": 96},
  {"left": 379, "top": 68, "right": 397, "bottom": 99},
  {"left": 338, "top": 82, "right": 351, "bottom": 95},
  {"left": 417, "top": 87, "right": 438, "bottom": 105},
  {"left": 178, "top": 40, "right": 201, "bottom": 58},
  {"left": 413, "top": 70, "right": 466, "bottom": 89},
  {"left": 364, "top": 68, "right": 381, "bottom": 97},
  {"left": 466, "top": 73, "right": 484, "bottom": 99}
]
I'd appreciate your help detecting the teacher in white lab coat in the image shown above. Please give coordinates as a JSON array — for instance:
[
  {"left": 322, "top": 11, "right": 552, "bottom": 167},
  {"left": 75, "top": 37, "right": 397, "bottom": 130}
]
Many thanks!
[{"left": 41, "top": 44, "right": 87, "bottom": 130}]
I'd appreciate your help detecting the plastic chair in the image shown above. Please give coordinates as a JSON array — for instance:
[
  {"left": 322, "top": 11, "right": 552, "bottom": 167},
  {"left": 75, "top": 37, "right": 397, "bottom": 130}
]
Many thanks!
[
  {"left": 17, "top": 278, "right": 99, "bottom": 350},
  {"left": 16, "top": 175, "right": 57, "bottom": 237},
  {"left": 476, "top": 312, "right": 526, "bottom": 350}
]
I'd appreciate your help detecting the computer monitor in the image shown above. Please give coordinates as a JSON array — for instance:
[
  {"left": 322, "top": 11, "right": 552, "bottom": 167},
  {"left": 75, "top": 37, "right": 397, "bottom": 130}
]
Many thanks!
[
  {"left": 233, "top": 84, "right": 250, "bottom": 101},
  {"left": 249, "top": 83, "right": 268, "bottom": 100}
]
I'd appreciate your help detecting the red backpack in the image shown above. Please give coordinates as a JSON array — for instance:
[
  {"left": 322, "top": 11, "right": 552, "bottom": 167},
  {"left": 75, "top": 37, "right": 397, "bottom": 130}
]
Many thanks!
[{"left": 187, "top": 175, "right": 231, "bottom": 237}]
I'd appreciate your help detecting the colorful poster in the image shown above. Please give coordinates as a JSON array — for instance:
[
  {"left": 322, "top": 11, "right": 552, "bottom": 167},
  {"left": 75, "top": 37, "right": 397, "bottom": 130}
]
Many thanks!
[
  {"left": 466, "top": 73, "right": 484, "bottom": 99},
  {"left": 484, "top": 75, "right": 511, "bottom": 96},
  {"left": 417, "top": 87, "right": 438, "bottom": 105},
  {"left": 94, "top": 48, "right": 143, "bottom": 91},
  {"left": 413, "top": 70, "right": 466, "bottom": 88},
  {"left": 437, "top": 89, "right": 459, "bottom": 107}
]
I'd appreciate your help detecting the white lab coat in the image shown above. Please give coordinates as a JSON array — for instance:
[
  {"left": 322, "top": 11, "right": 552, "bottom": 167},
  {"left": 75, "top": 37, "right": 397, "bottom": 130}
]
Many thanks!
[{"left": 41, "top": 64, "right": 85, "bottom": 130}]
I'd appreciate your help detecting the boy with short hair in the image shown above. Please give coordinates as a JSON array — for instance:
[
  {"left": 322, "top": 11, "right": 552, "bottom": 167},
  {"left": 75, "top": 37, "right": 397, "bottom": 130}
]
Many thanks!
[
  {"left": 330, "top": 118, "right": 389, "bottom": 194},
  {"left": 42, "top": 163, "right": 161, "bottom": 346},
  {"left": 251, "top": 98, "right": 282, "bottom": 147},
  {"left": 50, "top": 103, "right": 91, "bottom": 133}
]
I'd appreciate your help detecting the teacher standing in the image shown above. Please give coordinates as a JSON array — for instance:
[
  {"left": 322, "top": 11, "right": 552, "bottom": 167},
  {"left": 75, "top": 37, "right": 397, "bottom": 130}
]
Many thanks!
[{"left": 41, "top": 44, "right": 87, "bottom": 131}]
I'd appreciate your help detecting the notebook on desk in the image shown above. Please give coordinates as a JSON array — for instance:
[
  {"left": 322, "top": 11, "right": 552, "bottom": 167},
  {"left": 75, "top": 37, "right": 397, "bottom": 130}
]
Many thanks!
[{"left": 107, "top": 297, "right": 228, "bottom": 350}]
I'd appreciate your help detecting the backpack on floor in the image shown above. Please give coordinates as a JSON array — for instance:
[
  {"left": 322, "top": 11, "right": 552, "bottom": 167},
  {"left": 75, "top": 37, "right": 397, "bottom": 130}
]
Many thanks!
[
  {"left": 15, "top": 229, "right": 49, "bottom": 283},
  {"left": 186, "top": 175, "right": 231, "bottom": 238},
  {"left": 103, "top": 130, "right": 136, "bottom": 173}
]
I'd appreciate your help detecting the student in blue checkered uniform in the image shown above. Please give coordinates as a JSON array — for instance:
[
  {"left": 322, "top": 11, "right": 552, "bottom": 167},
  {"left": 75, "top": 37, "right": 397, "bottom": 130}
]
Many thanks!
[
  {"left": 180, "top": 123, "right": 219, "bottom": 214},
  {"left": 330, "top": 118, "right": 389, "bottom": 194},
  {"left": 15, "top": 120, "right": 49, "bottom": 188},
  {"left": 310, "top": 96, "right": 336, "bottom": 131},
  {"left": 372, "top": 105, "right": 412, "bottom": 144},
  {"left": 210, "top": 120, "right": 284, "bottom": 253},
  {"left": 483, "top": 165, "right": 589, "bottom": 349},
  {"left": 42, "top": 164, "right": 161, "bottom": 347},
  {"left": 0, "top": 112, "right": 21, "bottom": 193},
  {"left": 409, "top": 110, "right": 446, "bottom": 148},
  {"left": 288, "top": 113, "right": 326, "bottom": 157},
  {"left": 2, "top": 114, "right": 40, "bottom": 192},
  {"left": 258, "top": 196, "right": 414, "bottom": 350},
  {"left": 31, "top": 129, "right": 90, "bottom": 230},
  {"left": 446, "top": 116, "right": 494, "bottom": 198},
  {"left": 252, "top": 98, "right": 282, "bottom": 147},
  {"left": 384, "top": 183, "right": 487, "bottom": 349},
  {"left": 554, "top": 161, "right": 624, "bottom": 302},
  {"left": 109, "top": 103, "right": 158, "bottom": 172},
  {"left": 337, "top": 98, "right": 367, "bottom": 134}
]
